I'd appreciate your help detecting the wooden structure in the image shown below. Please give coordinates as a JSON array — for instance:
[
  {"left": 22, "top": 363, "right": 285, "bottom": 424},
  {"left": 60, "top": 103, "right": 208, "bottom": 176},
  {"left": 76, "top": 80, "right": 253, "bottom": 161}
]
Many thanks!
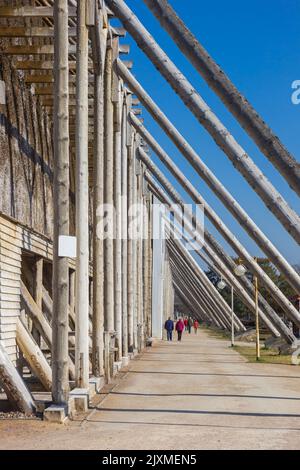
[{"left": 0, "top": 0, "right": 299, "bottom": 421}]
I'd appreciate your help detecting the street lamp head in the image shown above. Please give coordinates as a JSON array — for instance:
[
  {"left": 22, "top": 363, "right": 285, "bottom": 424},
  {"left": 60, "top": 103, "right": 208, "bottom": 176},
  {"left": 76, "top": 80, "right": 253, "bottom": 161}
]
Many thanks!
[
  {"left": 234, "top": 264, "right": 247, "bottom": 277},
  {"left": 217, "top": 280, "right": 226, "bottom": 290}
]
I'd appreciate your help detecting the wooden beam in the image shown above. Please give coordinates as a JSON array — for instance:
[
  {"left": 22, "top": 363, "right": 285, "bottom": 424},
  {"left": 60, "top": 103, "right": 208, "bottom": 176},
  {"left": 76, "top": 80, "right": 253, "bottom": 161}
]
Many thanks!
[
  {"left": 34, "top": 85, "right": 95, "bottom": 95},
  {"left": 16, "top": 319, "right": 52, "bottom": 392},
  {"left": 15, "top": 60, "right": 94, "bottom": 70},
  {"left": 0, "top": 341, "right": 35, "bottom": 414},
  {"left": 0, "top": 27, "right": 76, "bottom": 37},
  {"left": 0, "top": 6, "right": 76, "bottom": 17},
  {"left": 25, "top": 74, "right": 94, "bottom": 84},
  {"left": 1, "top": 43, "right": 129, "bottom": 56},
  {"left": 1, "top": 45, "right": 77, "bottom": 55},
  {"left": 40, "top": 98, "right": 94, "bottom": 106}
]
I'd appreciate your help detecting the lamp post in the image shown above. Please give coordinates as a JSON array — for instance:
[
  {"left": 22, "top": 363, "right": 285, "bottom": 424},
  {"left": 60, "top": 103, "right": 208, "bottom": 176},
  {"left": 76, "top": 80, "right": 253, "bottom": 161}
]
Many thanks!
[
  {"left": 217, "top": 278, "right": 234, "bottom": 347},
  {"left": 253, "top": 258, "right": 260, "bottom": 360},
  {"left": 234, "top": 260, "right": 260, "bottom": 360}
]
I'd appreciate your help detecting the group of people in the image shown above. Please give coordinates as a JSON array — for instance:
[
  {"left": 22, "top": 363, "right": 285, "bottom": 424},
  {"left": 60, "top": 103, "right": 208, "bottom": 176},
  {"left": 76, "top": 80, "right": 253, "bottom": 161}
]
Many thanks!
[{"left": 164, "top": 316, "right": 199, "bottom": 342}]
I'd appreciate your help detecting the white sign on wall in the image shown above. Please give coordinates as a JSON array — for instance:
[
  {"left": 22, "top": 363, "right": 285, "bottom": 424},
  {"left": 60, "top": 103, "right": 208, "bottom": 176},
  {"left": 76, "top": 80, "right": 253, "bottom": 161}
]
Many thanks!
[
  {"left": 58, "top": 236, "right": 77, "bottom": 258},
  {"left": 0, "top": 81, "right": 6, "bottom": 105}
]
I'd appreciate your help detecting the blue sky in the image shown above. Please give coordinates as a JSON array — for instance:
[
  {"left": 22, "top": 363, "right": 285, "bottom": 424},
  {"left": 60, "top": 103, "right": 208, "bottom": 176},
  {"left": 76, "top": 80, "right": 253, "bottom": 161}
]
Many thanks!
[{"left": 116, "top": 0, "right": 300, "bottom": 265}]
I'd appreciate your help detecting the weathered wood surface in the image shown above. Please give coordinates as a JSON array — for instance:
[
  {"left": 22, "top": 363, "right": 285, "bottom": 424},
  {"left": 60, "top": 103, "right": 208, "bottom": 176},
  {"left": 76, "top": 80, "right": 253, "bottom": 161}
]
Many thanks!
[
  {"left": 16, "top": 319, "right": 52, "bottom": 391},
  {"left": 0, "top": 340, "right": 35, "bottom": 414},
  {"left": 21, "top": 281, "right": 75, "bottom": 380}
]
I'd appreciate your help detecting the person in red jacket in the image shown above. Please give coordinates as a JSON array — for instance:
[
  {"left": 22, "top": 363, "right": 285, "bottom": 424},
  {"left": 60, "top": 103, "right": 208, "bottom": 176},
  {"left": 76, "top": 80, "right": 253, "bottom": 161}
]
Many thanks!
[
  {"left": 193, "top": 319, "right": 199, "bottom": 334},
  {"left": 175, "top": 318, "right": 185, "bottom": 341},
  {"left": 184, "top": 317, "right": 188, "bottom": 331}
]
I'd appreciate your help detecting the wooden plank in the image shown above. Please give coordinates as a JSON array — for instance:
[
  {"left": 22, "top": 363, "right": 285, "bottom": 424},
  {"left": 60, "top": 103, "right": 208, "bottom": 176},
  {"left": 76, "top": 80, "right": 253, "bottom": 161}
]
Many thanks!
[
  {"left": 0, "top": 293, "right": 20, "bottom": 302},
  {"left": 0, "top": 278, "right": 20, "bottom": 288},
  {"left": 0, "top": 27, "right": 76, "bottom": 38},
  {"left": 0, "top": 317, "right": 18, "bottom": 325},
  {"left": 0, "top": 323, "right": 17, "bottom": 332},
  {"left": 0, "top": 224, "right": 19, "bottom": 238},
  {"left": 0, "top": 255, "right": 21, "bottom": 268},
  {"left": 0, "top": 310, "right": 21, "bottom": 318},
  {"left": 34, "top": 85, "right": 95, "bottom": 96},
  {"left": 0, "top": 286, "right": 20, "bottom": 295},
  {"left": 25, "top": 74, "right": 94, "bottom": 84},
  {"left": 0, "top": 301, "right": 21, "bottom": 310},
  {"left": 0, "top": 239, "right": 22, "bottom": 253},
  {"left": 0, "top": 331, "right": 17, "bottom": 340},
  {"left": 0, "top": 6, "right": 76, "bottom": 17},
  {"left": 0, "top": 264, "right": 21, "bottom": 275},
  {"left": 1, "top": 44, "right": 76, "bottom": 55},
  {"left": 0, "top": 247, "right": 22, "bottom": 262},
  {"left": 3, "top": 345, "right": 17, "bottom": 355},
  {"left": 0, "top": 232, "right": 22, "bottom": 248},
  {"left": 1, "top": 338, "right": 17, "bottom": 348},
  {"left": 15, "top": 60, "right": 94, "bottom": 70},
  {"left": 0, "top": 216, "right": 17, "bottom": 231},
  {"left": 41, "top": 98, "right": 95, "bottom": 106},
  {"left": 0, "top": 271, "right": 21, "bottom": 281}
]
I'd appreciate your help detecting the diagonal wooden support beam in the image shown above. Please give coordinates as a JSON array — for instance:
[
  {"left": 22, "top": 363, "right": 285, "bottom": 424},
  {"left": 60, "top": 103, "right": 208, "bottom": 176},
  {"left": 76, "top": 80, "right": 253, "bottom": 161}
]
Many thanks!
[
  {"left": 0, "top": 341, "right": 36, "bottom": 414},
  {"left": 20, "top": 281, "right": 75, "bottom": 381},
  {"left": 129, "top": 110, "right": 300, "bottom": 295},
  {"left": 16, "top": 319, "right": 52, "bottom": 392},
  {"left": 144, "top": 0, "right": 300, "bottom": 197},
  {"left": 107, "top": 0, "right": 300, "bottom": 244},
  {"left": 117, "top": 65, "right": 300, "bottom": 295},
  {"left": 143, "top": 160, "right": 298, "bottom": 337}
]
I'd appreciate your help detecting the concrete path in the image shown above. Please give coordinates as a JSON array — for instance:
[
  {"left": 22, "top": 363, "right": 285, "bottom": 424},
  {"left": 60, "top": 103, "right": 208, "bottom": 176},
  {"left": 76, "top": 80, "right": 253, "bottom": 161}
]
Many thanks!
[{"left": 1, "top": 329, "right": 300, "bottom": 449}]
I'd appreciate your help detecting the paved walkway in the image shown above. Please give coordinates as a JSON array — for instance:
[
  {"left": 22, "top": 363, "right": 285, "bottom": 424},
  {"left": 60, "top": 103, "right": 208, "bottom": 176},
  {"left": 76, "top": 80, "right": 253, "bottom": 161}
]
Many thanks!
[{"left": 1, "top": 329, "right": 300, "bottom": 450}]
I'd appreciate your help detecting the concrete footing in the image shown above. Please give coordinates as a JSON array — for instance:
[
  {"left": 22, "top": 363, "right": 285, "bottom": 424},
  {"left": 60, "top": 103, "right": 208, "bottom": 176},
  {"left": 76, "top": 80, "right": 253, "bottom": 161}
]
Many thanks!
[
  {"left": 69, "top": 388, "right": 89, "bottom": 413},
  {"left": 122, "top": 355, "right": 129, "bottom": 367},
  {"left": 44, "top": 405, "right": 68, "bottom": 424},
  {"left": 89, "top": 376, "right": 105, "bottom": 396},
  {"left": 114, "top": 361, "right": 123, "bottom": 372}
]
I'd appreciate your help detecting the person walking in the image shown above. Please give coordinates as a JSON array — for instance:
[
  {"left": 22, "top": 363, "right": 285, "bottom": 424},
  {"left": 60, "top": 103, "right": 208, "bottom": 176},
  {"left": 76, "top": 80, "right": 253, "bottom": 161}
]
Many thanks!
[
  {"left": 184, "top": 317, "right": 188, "bottom": 331},
  {"left": 188, "top": 317, "right": 193, "bottom": 334},
  {"left": 176, "top": 317, "right": 185, "bottom": 341},
  {"left": 164, "top": 317, "right": 174, "bottom": 341},
  {"left": 193, "top": 319, "right": 199, "bottom": 334}
]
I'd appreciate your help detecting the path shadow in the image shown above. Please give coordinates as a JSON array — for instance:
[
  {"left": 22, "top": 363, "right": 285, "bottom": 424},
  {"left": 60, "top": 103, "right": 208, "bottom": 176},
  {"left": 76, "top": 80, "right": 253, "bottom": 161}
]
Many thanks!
[
  {"left": 95, "top": 407, "right": 300, "bottom": 419},
  {"left": 110, "top": 391, "right": 300, "bottom": 401},
  {"left": 129, "top": 370, "right": 300, "bottom": 380}
]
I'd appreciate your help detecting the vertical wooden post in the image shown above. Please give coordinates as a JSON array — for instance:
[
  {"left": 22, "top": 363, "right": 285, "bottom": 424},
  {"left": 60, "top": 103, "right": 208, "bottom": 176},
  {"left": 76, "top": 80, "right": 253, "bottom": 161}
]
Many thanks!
[
  {"left": 104, "top": 41, "right": 115, "bottom": 340},
  {"left": 112, "top": 53, "right": 123, "bottom": 362},
  {"left": 91, "top": 5, "right": 107, "bottom": 378},
  {"left": 254, "top": 258, "right": 260, "bottom": 360},
  {"left": 143, "top": 185, "right": 150, "bottom": 341},
  {"left": 132, "top": 137, "right": 138, "bottom": 351},
  {"left": 69, "top": 270, "right": 76, "bottom": 327},
  {"left": 231, "top": 285, "right": 235, "bottom": 347},
  {"left": 127, "top": 125, "right": 134, "bottom": 352},
  {"left": 33, "top": 257, "right": 43, "bottom": 345},
  {"left": 136, "top": 160, "right": 144, "bottom": 350},
  {"left": 92, "top": 71, "right": 105, "bottom": 378},
  {"left": 52, "top": 0, "right": 70, "bottom": 405},
  {"left": 75, "top": 0, "right": 89, "bottom": 389},
  {"left": 121, "top": 95, "right": 128, "bottom": 360},
  {"left": 147, "top": 194, "right": 153, "bottom": 337}
]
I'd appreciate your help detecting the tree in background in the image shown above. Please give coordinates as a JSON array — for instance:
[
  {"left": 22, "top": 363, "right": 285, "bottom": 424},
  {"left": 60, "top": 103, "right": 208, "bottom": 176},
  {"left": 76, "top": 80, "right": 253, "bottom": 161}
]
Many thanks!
[{"left": 205, "top": 258, "right": 299, "bottom": 320}]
